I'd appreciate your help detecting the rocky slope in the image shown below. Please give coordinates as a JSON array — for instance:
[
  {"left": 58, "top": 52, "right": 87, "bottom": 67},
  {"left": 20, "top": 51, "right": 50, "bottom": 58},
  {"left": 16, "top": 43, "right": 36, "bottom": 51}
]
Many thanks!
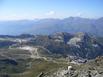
[
  {"left": 0, "top": 32, "right": 103, "bottom": 59},
  {"left": 44, "top": 56, "right": 103, "bottom": 77}
]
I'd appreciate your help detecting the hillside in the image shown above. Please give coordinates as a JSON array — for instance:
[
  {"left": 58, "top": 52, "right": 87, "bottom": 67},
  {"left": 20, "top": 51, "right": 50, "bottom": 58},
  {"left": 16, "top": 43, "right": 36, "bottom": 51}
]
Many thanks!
[
  {"left": 0, "top": 32, "right": 103, "bottom": 59},
  {"left": 0, "top": 32, "right": 103, "bottom": 77}
]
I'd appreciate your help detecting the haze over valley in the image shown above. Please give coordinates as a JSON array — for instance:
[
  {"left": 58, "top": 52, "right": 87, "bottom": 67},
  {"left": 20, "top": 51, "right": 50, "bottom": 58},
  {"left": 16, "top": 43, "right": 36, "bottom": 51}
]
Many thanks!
[{"left": 0, "top": 17, "right": 103, "bottom": 37}]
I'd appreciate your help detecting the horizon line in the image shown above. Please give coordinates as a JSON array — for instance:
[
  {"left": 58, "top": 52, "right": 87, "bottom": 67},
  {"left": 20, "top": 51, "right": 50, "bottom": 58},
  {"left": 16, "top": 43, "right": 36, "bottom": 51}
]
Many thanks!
[{"left": 0, "top": 16, "right": 102, "bottom": 21}]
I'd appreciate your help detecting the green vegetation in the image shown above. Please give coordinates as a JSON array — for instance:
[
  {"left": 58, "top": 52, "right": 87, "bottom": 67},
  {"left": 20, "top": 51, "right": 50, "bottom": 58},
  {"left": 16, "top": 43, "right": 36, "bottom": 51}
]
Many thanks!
[{"left": 7, "top": 59, "right": 68, "bottom": 77}]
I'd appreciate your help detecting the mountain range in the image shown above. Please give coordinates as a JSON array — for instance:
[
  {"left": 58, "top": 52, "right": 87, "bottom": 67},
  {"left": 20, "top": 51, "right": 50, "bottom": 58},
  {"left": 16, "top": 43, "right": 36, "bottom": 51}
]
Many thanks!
[
  {"left": 0, "top": 32, "right": 103, "bottom": 59},
  {"left": 0, "top": 32, "right": 103, "bottom": 77},
  {"left": 0, "top": 17, "right": 103, "bottom": 36}
]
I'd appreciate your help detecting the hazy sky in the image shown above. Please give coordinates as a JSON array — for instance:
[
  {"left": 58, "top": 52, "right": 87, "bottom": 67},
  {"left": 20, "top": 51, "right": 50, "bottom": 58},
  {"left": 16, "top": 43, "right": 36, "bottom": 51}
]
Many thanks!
[{"left": 0, "top": 0, "right": 103, "bottom": 20}]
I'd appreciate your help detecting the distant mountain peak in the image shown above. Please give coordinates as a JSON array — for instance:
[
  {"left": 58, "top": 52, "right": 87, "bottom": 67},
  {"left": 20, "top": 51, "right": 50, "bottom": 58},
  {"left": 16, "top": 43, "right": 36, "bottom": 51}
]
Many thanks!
[{"left": 0, "top": 17, "right": 103, "bottom": 36}]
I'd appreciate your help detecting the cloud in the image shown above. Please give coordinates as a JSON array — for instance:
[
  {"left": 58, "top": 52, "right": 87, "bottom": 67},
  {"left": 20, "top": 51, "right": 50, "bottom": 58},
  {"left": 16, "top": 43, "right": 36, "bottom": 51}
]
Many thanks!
[
  {"left": 46, "top": 11, "right": 55, "bottom": 16},
  {"left": 76, "top": 12, "right": 82, "bottom": 17}
]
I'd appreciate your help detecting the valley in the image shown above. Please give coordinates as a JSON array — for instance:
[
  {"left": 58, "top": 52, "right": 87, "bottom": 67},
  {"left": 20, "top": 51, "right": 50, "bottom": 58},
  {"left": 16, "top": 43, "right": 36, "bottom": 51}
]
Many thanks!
[{"left": 0, "top": 32, "right": 103, "bottom": 77}]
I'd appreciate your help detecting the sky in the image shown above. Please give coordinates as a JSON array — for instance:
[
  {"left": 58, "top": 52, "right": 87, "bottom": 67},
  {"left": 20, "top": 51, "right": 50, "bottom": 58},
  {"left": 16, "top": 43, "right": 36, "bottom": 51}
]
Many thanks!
[{"left": 0, "top": 0, "right": 103, "bottom": 20}]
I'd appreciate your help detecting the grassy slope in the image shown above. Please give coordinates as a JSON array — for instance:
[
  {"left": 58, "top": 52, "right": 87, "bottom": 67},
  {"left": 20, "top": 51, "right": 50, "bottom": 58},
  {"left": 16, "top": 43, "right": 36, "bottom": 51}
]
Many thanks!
[{"left": 10, "top": 59, "right": 68, "bottom": 77}]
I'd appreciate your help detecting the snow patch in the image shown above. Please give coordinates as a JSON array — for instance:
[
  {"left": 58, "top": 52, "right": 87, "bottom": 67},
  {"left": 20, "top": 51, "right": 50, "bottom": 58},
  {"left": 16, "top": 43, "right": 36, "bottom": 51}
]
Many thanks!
[
  {"left": 92, "top": 44, "right": 98, "bottom": 47},
  {"left": 67, "top": 37, "right": 81, "bottom": 45}
]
